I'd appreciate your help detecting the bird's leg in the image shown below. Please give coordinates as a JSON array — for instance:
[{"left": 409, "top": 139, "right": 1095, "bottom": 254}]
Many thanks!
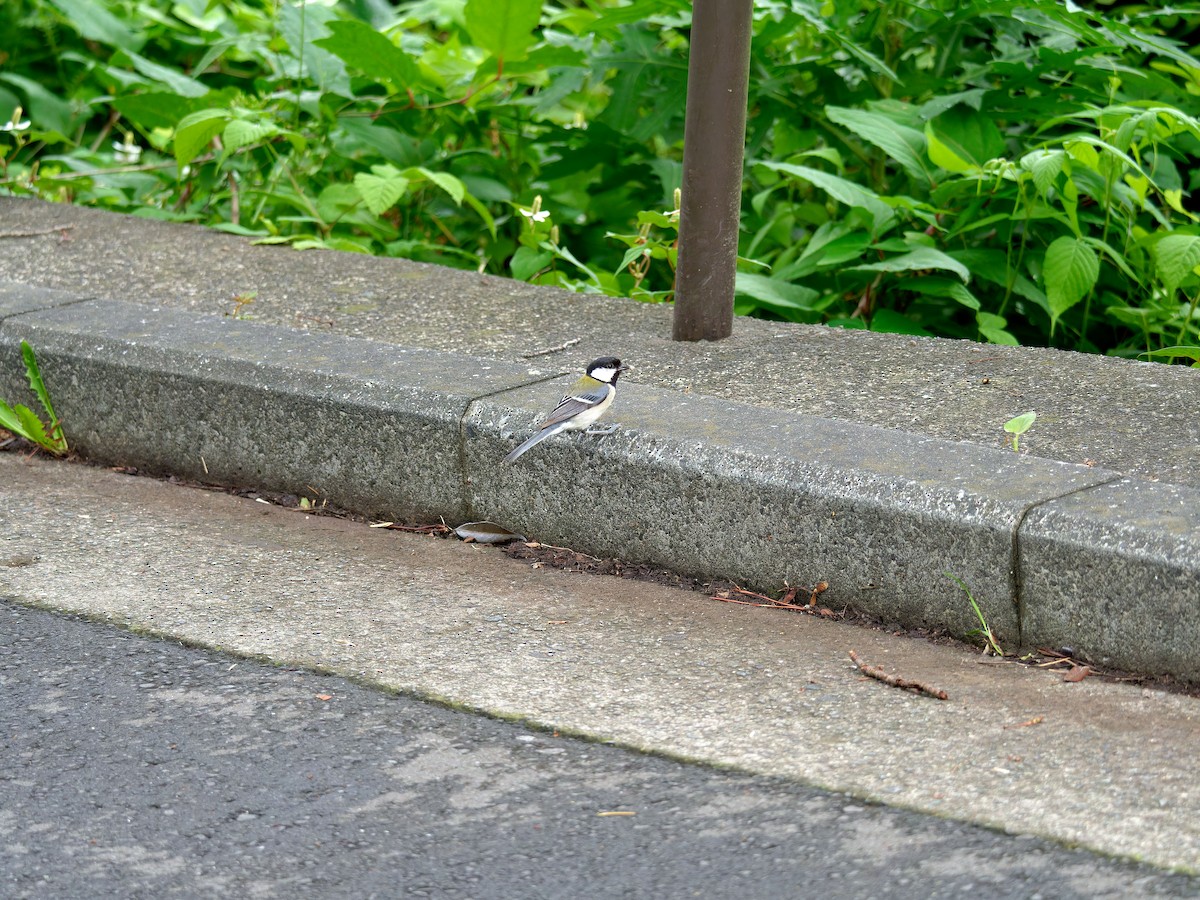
[{"left": 585, "top": 423, "right": 620, "bottom": 435}]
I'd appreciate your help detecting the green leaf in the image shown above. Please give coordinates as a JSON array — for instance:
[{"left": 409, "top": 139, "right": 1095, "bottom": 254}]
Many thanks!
[
  {"left": 918, "top": 89, "right": 986, "bottom": 120},
  {"left": 1142, "top": 345, "right": 1200, "bottom": 366},
  {"left": 925, "top": 106, "right": 1006, "bottom": 173},
  {"left": 1154, "top": 234, "right": 1200, "bottom": 296},
  {"left": 614, "top": 242, "right": 648, "bottom": 271},
  {"left": 1164, "top": 189, "right": 1195, "bottom": 219},
  {"left": 734, "top": 273, "right": 820, "bottom": 313},
  {"left": 46, "top": 0, "right": 139, "bottom": 51},
  {"left": 123, "top": 50, "right": 210, "bottom": 98},
  {"left": 409, "top": 167, "right": 465, "bottom": 205},
  {"left": 897, "top": 276, "right": 980, "bottom": 309},
  {"left": 0, "top": 73, "right": 76, "bottom": 136},
  {"left": 870, "top": 309, "right": 933, "bottom": 337},
  {"left": 1004, "top": 412, "right": 1037, "bottom": 436},
  {"left": 15, "top": 404, "right": 51, "bottom": 448},
  {"left": 851, "top": 247, "right": 970, "bottom": 283},
  {"left": 353, "top": 168, "right": 410, "bottom": 216},
  {"left": 462, "top": 192, "right": 497, "bottom": 239},
  {"left": 826, "top": 106, "right": 932, "bottom": 184},
  {"left": 313, "top": 20, "right": 421, "bottom": 87},
  {"left": 221, "top": 119, "right": 280, "bottom": 154},
  {"left": 112, "top": 92, "right": 197, "bottom": 131},
  {"left": 277, "top": 2, "right": 348, "bottom": 95},
  {"left": 511, "top": 245, "right": 552, "bottom": 281},
  {"left": 949, "top": 250, "right": 1048, "bottom": 313},
  {"left": 757, "top": 161, "right": 894, "bottom": 232},
  {"left": 173, "top": 109, "right": 231, "bottom": 168},
  {"left": 1043, "top": 236, "right": 1099, "bottom": 323},
  {"left": 976, "top": 311, "right": 1019, "bottom": 345},
  {"left": 0, "top": 399, "right": 61, "bottom": 455},
  {"left": 464, "top": 0, "right": 542, "bottom": 62},
  {"left": 21, "top": 340, "right": 60, "bottom": 438},
  {"left": 0, "top": 402, "right": 25, "bottom": 438},
  {"left": 1021, "top": 149, "right": 1066, "bottom": 198}
]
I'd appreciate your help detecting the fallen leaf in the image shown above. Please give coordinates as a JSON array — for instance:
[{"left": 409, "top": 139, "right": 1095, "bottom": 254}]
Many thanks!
[
  {"left": 454, "top": 521, "right": 526, "bottom": 544},
  {"left": 1062, "top": 665, "right": 1092, "bottom": 683},
  {"left": 315, "top": 694, "right": 333, "bottom": 701},
  {"left": 597, "top": 811, "right": 636, "bottom": 817},
  {"left": 369, "top": 521, "right": 394, "bottom": 528}
]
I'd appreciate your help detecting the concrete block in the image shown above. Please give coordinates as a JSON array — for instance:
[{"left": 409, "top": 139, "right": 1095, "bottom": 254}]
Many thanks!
[
  {"left": 1019, "top": 478, "right": 1200, "bottom": 677},
  {"left": 0, "top": 280, "right": 89, "bottom": 322},
  {"left": 0, "top": 281, "right": 91, "bottom": 408},
  {"left": 0, "top": 299, "right": 538, "bottom": 521},
  {"left": 466, "top": 381, "right": 1117, "bottom": 644}
]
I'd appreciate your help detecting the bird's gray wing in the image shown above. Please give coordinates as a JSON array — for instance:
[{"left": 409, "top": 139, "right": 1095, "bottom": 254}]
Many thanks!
[
  {"left": 501, "top": 422, "right": 566, "bottom": 465},
  {"left": 538, "top": 383, "right": 610, "bottom": 429}
]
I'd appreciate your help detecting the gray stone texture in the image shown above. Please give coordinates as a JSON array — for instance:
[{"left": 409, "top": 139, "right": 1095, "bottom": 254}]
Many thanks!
[
  {"left": 8, "top": 452, "right": 1200, "bottom": 875},
  {"left": 1020, "top": 478, "right": 1200, "bottom": 677},
  {"left": 0, "top": 196, "right": 1198, "bottom": 677}
]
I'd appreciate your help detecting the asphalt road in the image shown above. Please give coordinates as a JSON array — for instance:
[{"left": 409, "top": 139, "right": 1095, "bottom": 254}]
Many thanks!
[{"left": 2, "top": 602, "right": 1196, "bottom": 900}]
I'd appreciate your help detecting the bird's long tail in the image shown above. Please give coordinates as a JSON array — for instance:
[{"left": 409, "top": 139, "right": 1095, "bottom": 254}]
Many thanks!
[{"left": 502, "top": 422, "right": 566, "bottom": 465}]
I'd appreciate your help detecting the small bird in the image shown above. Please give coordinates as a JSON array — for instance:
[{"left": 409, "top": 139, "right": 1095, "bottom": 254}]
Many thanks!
[{"left": 502, "top": 356, "right": 629, "bottom": 465}]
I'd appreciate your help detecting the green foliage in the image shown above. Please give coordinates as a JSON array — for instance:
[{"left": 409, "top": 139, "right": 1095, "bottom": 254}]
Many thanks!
[
  {"left": 2, "top": 0, "right": 1199, "bottom": 362},
  {"left": 1003, "top": 411, "right": 1037, "bottom": 452},
  {"left": 946, "top": 573, "right": 1004, "bottom": 657},
  {"left": 0, "top": 341, "right": 68, "bottom": 455}
]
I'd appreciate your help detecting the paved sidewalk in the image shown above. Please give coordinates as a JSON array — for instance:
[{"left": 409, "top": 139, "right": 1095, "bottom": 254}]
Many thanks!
[
  {"left": 0, "top": 199, "right": 1197, "bottom": 679},
  {"left": 10, "top": 602, "right": 1196, "bottom": 899},
  {"left": 4, "top": 452, "right": 1200, "bottom": 875}
]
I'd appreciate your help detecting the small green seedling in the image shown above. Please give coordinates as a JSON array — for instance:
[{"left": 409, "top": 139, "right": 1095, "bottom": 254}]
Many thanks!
[
  {"left": 226, "top": 290, "right": 257, "bottom": 319},
  {"left": 0, "top": 341, "right": 68, "bottom": 456},
  {"left": 1003, "top": 411, "right": 1036, "bottom": 452},
  {"left": 946, "top": 572, "right": 1004, "bottom": 657}
]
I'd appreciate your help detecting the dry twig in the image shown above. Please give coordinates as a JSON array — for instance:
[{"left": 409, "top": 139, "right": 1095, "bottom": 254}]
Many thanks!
[
  {"left": 848, "top": 649, "right": 949, "bottom": 700},
  {"left": 383, "top": 522, "right": 453, "bottom": 536},
  {"left": 522, "top": 338, "right": 581, "bottom": 359},
  {"left": 711, "top": 585, "right": 841, "bottom": 619},
  {"left": 524, "top": 540, "right": 601, "bottom": 561},
  {"left": 0, "top": 224, "right": 76, "bottom": 239},
  {"left": 1003, "top": 716, "right": 1044, "bottom": 730}
]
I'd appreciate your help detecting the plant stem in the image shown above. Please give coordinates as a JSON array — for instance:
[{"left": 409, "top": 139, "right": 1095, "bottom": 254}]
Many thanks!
[{"left": 1176, "top": 288, "right": 1200, "bottom": 346}]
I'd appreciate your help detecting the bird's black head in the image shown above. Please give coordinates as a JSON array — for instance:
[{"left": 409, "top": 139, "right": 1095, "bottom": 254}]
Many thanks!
[{"left": 586, "top": 356, "right": 629, "bottom": 384}]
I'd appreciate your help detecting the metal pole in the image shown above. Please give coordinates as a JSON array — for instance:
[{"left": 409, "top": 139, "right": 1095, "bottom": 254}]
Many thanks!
[{"left": 672, "top": 0, "right": 754, "bottom": 342}]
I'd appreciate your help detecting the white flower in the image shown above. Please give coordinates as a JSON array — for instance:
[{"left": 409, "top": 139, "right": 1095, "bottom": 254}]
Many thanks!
[
  {"left": 520, "top": 208, "right": 550, "bottom": 223},
  {"left": 113, "top": 136, "right": 142, "bottom": 163},
  {"left": 1, "top": 118, "right": 30, "bottom": 133}
]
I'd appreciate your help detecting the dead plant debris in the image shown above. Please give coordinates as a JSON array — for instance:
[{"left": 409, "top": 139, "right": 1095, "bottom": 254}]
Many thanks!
[
  {"left": 711, "top": 584, "right": 841, "bottom": 619},
  {"left": 1062, "top": 664, "right": 1093, "bottom": 683},
  {"left": 848, "top": 649, "right": 949, "bottom": 701},
  {"left": 1003, "top": 716, "right": 1045, "bottom": 730}
]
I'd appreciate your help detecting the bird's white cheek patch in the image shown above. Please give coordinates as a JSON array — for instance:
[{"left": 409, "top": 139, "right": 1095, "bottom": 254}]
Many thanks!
[{"left": 591, "top": 366, "right": 619, "bottom": 382}]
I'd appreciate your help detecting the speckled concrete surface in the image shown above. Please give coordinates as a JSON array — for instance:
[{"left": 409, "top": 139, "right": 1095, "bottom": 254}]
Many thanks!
[
  {"left": 0, "top": 197, "right": 1196, "bottom": 487},
  {"left": 4, "top": 453, "right": 1200, "bottom": 874},
  {"left": 2, "top": 286, "right": 1196, "bottom": 676},
  {"left": 2, "top": 196, "right": 1200, "bottom": 679}
]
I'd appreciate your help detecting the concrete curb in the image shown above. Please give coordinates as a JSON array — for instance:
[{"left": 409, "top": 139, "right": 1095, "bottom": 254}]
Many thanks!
[{"left": 4, "top": 282, "right": 1197, "bottom": 678}]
